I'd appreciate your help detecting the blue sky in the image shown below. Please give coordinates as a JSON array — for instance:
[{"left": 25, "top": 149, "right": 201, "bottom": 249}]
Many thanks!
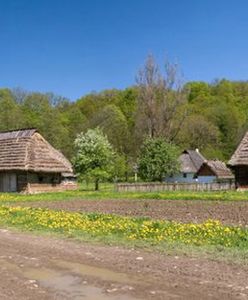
[{"left": 0, "top": 0, "right": 248, "bottom": 100}]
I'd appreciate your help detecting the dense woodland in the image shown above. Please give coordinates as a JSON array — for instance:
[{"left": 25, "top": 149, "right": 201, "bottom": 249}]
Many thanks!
[{"left": 1, "top": 59, "right": 248, "bottom": 177}]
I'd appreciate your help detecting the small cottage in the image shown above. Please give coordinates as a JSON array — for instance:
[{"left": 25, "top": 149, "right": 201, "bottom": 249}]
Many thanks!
[
  {"left": 0, "top": 129, "right": 77, "bottom": 193},
  {"left": 166, "top": 149, "right": 205, "bottom": 183},
  {"left": 196, "top": 160, "right": 234, "bottom": 183},
  {"left": 228, "top": 131, "right": 248, "bottom": 188}
]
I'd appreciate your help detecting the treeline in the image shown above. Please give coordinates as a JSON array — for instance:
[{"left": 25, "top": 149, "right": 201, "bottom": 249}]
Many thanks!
[{"left": 1, "top": 60, "right": 248, "bottom": 174}]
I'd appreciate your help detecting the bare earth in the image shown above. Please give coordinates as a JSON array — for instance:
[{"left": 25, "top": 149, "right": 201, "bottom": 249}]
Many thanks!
[
  {"left": 18, "top": 199, "right": 248, "bottom": 225},
  {"left": 0, "top": 228, "right": 248, "bottom": 300}
]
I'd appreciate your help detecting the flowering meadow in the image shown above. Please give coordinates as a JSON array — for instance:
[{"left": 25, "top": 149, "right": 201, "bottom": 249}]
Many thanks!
[{"left": 0, "top": 206, "right": 247, "bottom": 249}]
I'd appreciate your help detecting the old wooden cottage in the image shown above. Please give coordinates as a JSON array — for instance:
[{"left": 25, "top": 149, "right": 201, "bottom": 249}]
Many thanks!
[
  {"left": 166, "top": 149, "right": 206, "bottom": 183},
  {"left": 0, "top": 129, "right": 77, "bottom": 193},
  {"left": 228, "top": 131, "right": 248, "bottom": 188},
  {"left": 196, "top": 160, "right": 234, "bottom": 183}
]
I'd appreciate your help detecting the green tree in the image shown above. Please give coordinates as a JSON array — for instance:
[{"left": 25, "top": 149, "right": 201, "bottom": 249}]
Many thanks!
[
  {"left": 185, "top": 81, "right": 211, "bottom": 103},
  {"left": 0, "top": 89, "right": 23, "bottom": 130},
  {"left": 86, "top": 105, "right": 129, "bottom": 153},
  {"left": 112, "top": 153, "right": 129, "bottom": 182},
  {"left": 58, "top": 103, "right": 87, "bottom": 159},
  {"left": 138, "top": 137, "right": 180, "bottom": 182},
  {"left": 73, "top": 128, "right": 114, "bottom": 190},
  {"left": 176, "top": 115, "right": 221, "bottom": 158}
]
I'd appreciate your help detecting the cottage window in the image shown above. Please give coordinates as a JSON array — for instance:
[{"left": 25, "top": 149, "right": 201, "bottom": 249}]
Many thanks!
[{"left": 183, "top": 173, "right": 187, "bottom": 178}]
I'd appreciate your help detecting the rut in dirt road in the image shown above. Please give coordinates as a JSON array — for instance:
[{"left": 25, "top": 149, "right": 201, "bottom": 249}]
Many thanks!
[{"left": 0, "top": 228, "right": 247, "bottom": 299}]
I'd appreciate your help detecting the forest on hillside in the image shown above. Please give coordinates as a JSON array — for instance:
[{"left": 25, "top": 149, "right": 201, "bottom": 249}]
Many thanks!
[{"left": 1, "top": 57, "right": 248, "bottom": 176}]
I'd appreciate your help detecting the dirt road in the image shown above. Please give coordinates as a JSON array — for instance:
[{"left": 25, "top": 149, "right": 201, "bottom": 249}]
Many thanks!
[
  {"left": 18, "top": 199, "right": 248, "bottom": 225},
  {"left": 0, "top": 228, "right": 247, "bottom": 300}
]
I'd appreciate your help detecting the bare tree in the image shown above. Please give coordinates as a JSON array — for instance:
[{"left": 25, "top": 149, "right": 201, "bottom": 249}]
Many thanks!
[
  {"left": 136, "top": 54, "right": 188, "bottom": 141},
  {"left": 11, "top": 87, "right": 29, "bottom": 104}
]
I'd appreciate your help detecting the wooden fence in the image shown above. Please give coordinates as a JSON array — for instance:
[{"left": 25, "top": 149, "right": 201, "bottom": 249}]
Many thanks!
[{"left": 116, "top": 182, "right": 235, "bottom": 192}]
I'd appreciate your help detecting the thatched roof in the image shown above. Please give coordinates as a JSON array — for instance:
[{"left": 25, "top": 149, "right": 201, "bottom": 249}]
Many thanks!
[
  {"left": 0, "top": 129, "right": 73, "bottom": 173},
  {"left": 179, "top": 150, "right": 205, "bottom": 173},
  {"left": 228, "top": 131, "right": 248, "bottom": 166},
  {"left": 197, "top": 160, "right": 234, "bottom": 179}
]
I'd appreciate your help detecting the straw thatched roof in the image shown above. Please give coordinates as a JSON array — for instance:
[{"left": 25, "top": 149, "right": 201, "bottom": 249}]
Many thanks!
[
  {"left": 197, "top": 160, "right": 234, "bottom": 179},
  {"left": 179, "top": 150, "right": 205, "bottom": 173},
  {"left": 0, "top": 129, "right": 73, "bottom": 173},
  {"left": 228, "top": 131, "right": 248, "bottom": 166}
]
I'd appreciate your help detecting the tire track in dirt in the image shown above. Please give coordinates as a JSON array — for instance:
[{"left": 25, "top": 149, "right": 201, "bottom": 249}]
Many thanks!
[{"left": 0, "top": 228, "right": 247, "bottom": 299}]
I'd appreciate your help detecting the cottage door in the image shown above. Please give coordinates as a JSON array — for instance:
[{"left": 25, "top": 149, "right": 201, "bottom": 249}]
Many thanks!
[{"left": 2, "top": 174, "right": 17, "bottom": 192}]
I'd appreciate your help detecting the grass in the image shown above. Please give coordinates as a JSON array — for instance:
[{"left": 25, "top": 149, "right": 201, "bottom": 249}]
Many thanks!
[
  {"left": 0, "top": 186, "right": 247, "bottom": 263},
  {"left": 1, "top": 187, "right": 248, "bottom": 204},
  {"left": 0, "top": 206, "right": 247, "bottom": 259}
]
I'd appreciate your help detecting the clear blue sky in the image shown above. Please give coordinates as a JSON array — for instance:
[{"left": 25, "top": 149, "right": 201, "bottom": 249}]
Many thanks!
[{"left": 0, "top": 0, "right": 248, "bottom": 100}]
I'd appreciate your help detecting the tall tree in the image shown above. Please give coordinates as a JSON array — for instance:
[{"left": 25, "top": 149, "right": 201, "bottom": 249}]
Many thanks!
[{"left": 136, "top": 55, "right": 188, "bottom": 141}]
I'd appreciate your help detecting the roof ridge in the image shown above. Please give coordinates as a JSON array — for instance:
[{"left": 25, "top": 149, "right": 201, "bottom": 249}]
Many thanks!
[
  {"left": 0, "top": 128, "right": 37, "bottom": 134},
  {"left": 0, "top": 129, "right": 37, "bottom": 141},
  {"left": 187, "top": 150, "right": 205, "bottom": 171}
]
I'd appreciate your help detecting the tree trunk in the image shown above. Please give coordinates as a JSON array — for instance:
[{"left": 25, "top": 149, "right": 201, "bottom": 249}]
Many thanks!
[
  {"left": 125, "top": 155, "right": 129, "bottom": 182},
  {"left": 95, "top": 179, "right": 99, "bottom": 191}
]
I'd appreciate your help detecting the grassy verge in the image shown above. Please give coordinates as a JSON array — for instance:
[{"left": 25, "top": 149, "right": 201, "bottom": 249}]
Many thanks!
[
  {"left": 0, "top": 205, "right": 247, "bottom": 263},
  {"left": 1, "top": 189, "right": 248, "bottom": 204}
]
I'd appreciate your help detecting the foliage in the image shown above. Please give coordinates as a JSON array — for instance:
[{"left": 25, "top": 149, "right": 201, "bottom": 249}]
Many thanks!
[
  {"left": 1, "top": 63, "right": 248, "bottom": 164},
  {"left": 85, "top": 104, "right": 130, "bottom": 154},
  {"left": 112, "top": 153, "right": 129, "bottom": 182},
  {"left": 0, "top": 206, "right": 247, "bottom": 250},
  {"left": 185, "top": 79, "right": 248, "bottom": 159},
  {"left": 73, "top": 128, "right": 114, "bottom": 190},
  {"left": 0, "top": 89, "right": 23, "bottom": 130},
  {"left": 138, "top": 137, "right": 180, "bottom": 182},
  {"left": 176, "top": 115, "right": 221, "bottom": 159}
]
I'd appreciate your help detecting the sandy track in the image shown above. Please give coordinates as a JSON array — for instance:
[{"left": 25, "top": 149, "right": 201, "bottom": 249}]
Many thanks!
[
  {"left": 0, "top": 228, "right": 247, "bottom": 300},
  {"left": 17, "top": 199, "right": 248, "bottom": 225}
]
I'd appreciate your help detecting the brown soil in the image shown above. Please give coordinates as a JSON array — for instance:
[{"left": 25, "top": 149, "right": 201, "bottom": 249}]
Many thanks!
[
  {"left": 18, "top": 199, "right": 248, "bottom": 226},
  {"left": 0, "top": 228, "right": 247, "bottom": 300}
]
